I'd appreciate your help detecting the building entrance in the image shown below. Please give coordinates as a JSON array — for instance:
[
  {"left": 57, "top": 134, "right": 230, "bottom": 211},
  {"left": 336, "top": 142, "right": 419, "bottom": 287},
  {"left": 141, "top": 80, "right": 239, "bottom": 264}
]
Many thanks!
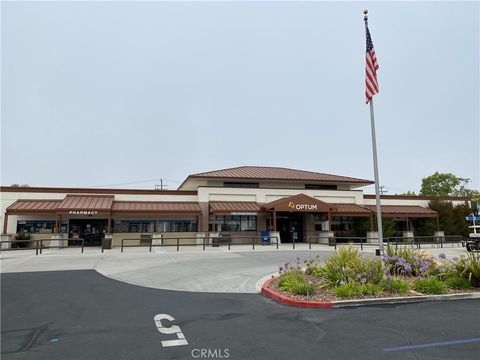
[
  {"left": 69, "top": 219, "right": 108, "bottom": 246},
  {"left": 276, "top": 212, "right": 304, "bottom": 243}
]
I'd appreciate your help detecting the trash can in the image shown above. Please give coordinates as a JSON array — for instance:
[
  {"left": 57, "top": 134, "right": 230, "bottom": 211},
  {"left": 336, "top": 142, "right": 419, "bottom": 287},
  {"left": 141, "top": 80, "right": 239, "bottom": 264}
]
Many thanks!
[
  {"left": 261, "top": 230, "right": 270, "bottom": 245},
  {"left": 102, "top": 234, "right": 113, "bottom": 250}
]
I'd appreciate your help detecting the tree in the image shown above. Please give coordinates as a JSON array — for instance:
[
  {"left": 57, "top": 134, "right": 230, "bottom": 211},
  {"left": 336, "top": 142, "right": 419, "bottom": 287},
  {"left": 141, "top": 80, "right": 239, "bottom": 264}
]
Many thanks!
[
  {"left": 420, "top": 172, "right": 474, "bottom": 197},
  {"left": 428, "top": 200, "right": 470, "bottom": 236},
  {"left": 10, "top": 184, "right": 30, "bottom": 187},
  {"left": 401, "top": 190, "right": 416, "bottom": 195},
  {"left": 382, "top": 218, "right": 397, "bottom": 238}
]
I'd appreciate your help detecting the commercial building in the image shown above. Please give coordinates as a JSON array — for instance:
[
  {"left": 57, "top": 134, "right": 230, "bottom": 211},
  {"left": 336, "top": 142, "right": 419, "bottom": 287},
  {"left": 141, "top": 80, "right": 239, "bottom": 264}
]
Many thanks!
[{"left": 0, "top": 166, "right": 469, "bottom": 247}]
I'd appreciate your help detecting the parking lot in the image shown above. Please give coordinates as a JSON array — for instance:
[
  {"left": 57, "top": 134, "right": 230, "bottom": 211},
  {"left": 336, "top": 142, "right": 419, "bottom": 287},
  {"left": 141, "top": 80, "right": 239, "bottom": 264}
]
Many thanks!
[{"left": 2, "top": 269, "right": 479, "bottom": 360}]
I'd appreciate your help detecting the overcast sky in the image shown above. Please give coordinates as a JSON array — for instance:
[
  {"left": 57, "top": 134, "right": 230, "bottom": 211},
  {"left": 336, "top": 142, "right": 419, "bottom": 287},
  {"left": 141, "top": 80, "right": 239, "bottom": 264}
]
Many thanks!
[{"left": 1, "top": 1, "right": 479, "bottom": 193}]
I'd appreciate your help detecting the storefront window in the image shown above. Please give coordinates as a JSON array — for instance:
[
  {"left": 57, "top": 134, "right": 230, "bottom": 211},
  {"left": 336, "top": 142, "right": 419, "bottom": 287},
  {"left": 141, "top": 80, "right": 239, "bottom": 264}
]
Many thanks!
[
  {"left": 214, "top": 215, "right": 257, "bottom": 231},
  {"left": 313, "top": 214, "right": 328, "bottom": 231},
  {"left": 114, "top": 220, "right": 154, "bottom": 233},
  {"left": 156, "top": 220, "right": 197, "bottom": 232},
  {"left": 114, "top": 219, "right": 197, "bottom": 233},
  {"left": 17, "top": 220, "right": 55, "bottom": 234},
  {"left": 331, "top": 216, "right": 354, "bottom": 233}
]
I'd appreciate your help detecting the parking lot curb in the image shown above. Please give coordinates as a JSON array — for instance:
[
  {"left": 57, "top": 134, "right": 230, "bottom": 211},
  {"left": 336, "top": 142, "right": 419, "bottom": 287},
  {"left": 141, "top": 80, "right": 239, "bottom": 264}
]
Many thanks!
[
  {"left": 261, "top": 278, "right": 480, "bottom": 309},
  {"left": 331, "top": 292, "right": 480, "bottom": 307},
  {"left": 261, "top": 278, "right": 333, "bottom": 308}
]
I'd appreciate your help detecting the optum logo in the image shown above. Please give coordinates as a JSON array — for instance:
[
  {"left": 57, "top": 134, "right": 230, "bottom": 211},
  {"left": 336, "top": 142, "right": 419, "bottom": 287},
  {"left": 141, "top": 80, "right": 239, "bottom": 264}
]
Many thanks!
[{"left": 288, "top": 202, "right": 318, "bottom": 211}]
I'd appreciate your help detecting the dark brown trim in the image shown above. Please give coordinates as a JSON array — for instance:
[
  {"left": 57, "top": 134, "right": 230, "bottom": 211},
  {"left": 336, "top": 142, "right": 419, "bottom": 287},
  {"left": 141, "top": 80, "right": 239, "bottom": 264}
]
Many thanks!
[
  {"left": 1, "top": 186, "right": 197, "bottom": 196},
  {"left": 363, "top": 194, "right": 470, "bottom": 201},
  {"left": 3, "top": 213, "right": 8, "bottom": 234},
  {"left": 381, "top": 213, "right": 438, "bottom": 218},
  {"left": 331, "top": 212, "right": 372, "bottom": 217},
  {"left": 6, "top": 210, "right": 59, "bottom": 215},
  {"left": 210, "top": 211, "right": 263, "bottom": 215},
  {"left": 111, "top": 211, "right": 201, "bottom": 215}
]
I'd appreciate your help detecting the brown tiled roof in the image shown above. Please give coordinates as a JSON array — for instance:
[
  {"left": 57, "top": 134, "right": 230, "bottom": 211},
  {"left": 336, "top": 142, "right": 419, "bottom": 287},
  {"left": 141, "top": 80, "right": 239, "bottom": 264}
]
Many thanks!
[
  {"left": 57, "top": 195, "right": 114, "bottom": 211},
  {"left": 332, "top": 203, "right": 372, "bottom": 215},
  {"left": 183, "top": 166, "right": 373, "bottom": 185},
  {"left": 112, "top": 201, "right": 201, "bottom": 213},
  {"left": 209, "top": 202, "right": 262, "bottom": 213},
  {"left": 364, "top": 205, "right": 437, "bottom": 217},
  {"left": 6, "top": 199, "right": 62, "bottom": 213}
]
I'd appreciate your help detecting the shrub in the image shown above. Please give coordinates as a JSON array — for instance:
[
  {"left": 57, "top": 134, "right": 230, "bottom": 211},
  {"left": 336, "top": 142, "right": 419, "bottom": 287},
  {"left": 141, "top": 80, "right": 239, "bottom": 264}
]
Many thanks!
[
  {"left": 290, "top": 282, "right": 316, "bottom": 296},
  {"left": 304, "top": 257, "right": 322, "bottom": 276},
  {"left": 450, "top": 252, "right": 480, "bottom": 287},
  {"left": 317, "top": 245, "right": 384, "bottom": 286},
  {"left": 277, "top": 271, "right": 316, "bottom": 295},
  {"left": 381, "top": 277, "right": 410, "bottom": 293},
  {"left": 12, "top": 233, "right": 32, "bottom": 248},
  {"left": 413, "top": 277, "right": 447, "bottom": 294},
  {"left": 444, "top": 276, "right": 472, "bottom": 289},
  {"left": 383, "top": 245, "right": 437, "bottom": 277},
  {"left": 355, "top": 257, "right": 384, "bottom": 285},
  {"left": 278, "top": 270, "right": 304, "bottom": 289},
  {"left": 334, "top": 281, "right": 383, "bottom": 298},
  {"left": 334, "top": 281, "right": 363, "bottom": 299},
  {"left": 361, "top": 283, "right": 383, "bottom": 296}
]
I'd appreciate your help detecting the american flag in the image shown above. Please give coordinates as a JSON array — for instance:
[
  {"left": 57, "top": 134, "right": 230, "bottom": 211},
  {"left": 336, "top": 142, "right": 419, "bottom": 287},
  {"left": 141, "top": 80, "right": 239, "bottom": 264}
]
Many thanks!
[{"left": 365, "top": 25, "right": 379, "bottom": 104}]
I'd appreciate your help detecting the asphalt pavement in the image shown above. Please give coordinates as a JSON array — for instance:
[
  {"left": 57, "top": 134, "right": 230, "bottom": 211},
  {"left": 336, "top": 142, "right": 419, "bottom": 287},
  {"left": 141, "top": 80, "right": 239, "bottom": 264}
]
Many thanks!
[{"left": 2, "top": 270, "right": 479, "bottom": 360}]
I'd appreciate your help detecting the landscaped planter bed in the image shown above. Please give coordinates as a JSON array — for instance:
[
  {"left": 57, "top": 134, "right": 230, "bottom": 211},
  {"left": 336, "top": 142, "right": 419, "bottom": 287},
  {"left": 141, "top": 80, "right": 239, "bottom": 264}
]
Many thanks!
[
  {"left": 261, "top": 245, "right": 480, "bottom": 307},
  {"left": 266, "top": 275, "right": 480, "bottom": 303}
]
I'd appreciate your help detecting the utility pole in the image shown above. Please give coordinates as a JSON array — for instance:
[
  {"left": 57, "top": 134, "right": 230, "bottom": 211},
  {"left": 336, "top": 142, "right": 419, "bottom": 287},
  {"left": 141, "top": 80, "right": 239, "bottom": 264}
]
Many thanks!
[
  {"left": 155, "top": 179, "right": 168, "bottom": 190},
  {"left": 379, "top": 186, "right": 388, "bottom": 195}
]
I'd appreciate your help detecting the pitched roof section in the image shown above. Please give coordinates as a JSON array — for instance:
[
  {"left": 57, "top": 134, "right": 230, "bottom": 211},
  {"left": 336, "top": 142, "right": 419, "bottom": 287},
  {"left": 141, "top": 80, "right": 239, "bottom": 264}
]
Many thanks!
[
  {"left": 6, "top": 200, "right": 62, "bottom": 213},
  {"left": 112, "top": 201, "right": 201, "bottom": 213},
  {"left": 209, "top": 202, "right": 262, "bottom": 213},
  {"left": 180, "top": 166, "right": 373, "bottom": 189},
  {"left": 57, "top": 195, "right": 114, "bottom": 211},
  {"left": 364, "top": 205, "right": 437, "bottom": 218},
  {"left": 332, "top": 203, "right": 373, "bottom": 215}
]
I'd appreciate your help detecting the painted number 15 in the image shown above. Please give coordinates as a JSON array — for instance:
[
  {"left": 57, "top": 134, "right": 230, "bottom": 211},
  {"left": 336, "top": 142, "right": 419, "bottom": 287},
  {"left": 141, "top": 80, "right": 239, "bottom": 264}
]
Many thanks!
[{"left": 154, "top": 314, "right": 188, "bottom": 347}]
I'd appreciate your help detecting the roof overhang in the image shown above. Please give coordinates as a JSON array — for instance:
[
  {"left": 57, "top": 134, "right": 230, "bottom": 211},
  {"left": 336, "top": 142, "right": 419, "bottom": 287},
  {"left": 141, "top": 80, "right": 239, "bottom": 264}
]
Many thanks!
[
  {"left": 364, "top": 205, "right": 438, "bottom": 218},
  {"left": 209, "top": 202, "right": 262, "bottom": 214}
]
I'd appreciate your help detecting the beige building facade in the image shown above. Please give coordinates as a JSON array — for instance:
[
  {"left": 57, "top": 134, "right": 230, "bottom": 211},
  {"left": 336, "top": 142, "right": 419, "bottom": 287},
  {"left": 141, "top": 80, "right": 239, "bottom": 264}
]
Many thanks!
[{"left": 0, "top": 166, "right": 469, "bottom": 247}]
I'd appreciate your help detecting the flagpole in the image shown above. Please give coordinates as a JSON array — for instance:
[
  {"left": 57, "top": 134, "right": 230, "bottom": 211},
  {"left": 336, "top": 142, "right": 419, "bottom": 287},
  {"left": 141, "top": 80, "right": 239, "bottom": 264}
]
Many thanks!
[{"left": 364, "top": 9, "right": 384, "bottom": 255}]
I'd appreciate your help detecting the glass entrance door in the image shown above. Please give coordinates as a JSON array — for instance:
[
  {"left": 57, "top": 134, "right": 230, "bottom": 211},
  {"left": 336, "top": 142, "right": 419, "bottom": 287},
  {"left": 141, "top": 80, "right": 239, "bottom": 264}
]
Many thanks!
[
  {"left": 69, "top": 219, "right": 108, "bottom": 246},
  {"left": 276, "top": 212, "right": 304, "bottom": 243}
]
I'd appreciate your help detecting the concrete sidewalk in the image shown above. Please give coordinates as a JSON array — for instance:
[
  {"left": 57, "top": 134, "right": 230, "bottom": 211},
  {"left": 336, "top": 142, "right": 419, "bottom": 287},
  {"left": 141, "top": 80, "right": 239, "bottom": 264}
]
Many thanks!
[{"left": 0, "top": 244, "right": 469, "bottom": 293}]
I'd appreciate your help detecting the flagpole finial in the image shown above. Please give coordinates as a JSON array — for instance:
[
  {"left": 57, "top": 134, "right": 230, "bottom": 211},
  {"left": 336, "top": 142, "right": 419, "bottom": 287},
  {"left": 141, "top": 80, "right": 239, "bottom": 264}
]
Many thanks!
[{"left": 363, "top": 9, "right": 368, "bottom": 21}]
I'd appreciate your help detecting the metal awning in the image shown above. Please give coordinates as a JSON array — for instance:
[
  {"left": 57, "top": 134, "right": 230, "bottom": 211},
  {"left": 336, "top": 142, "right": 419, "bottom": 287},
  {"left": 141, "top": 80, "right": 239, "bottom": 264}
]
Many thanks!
[
  {"left": 364, "top": 205, "right": 437, "bottom": 218},
  {"left": 6, "top": 200, "right": 62, "bottom": 214},
  {"left": 209, "top": 202, "right": 262, "bottom": 214},
  {"left": 332, "top": 203, "right": 373, "bottom": 216},
  {"left": 57, "top": 195, "right": 114, "bottom": 211},
  {"left": 112, "top": 201, "right": 201, "bottom": 213}
]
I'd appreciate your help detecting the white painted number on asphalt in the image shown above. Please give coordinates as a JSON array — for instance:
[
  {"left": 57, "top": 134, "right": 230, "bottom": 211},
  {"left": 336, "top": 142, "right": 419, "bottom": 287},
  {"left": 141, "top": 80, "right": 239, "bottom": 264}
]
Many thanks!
[{"left": 154, "top": 314, "right": 188, "bottom": 347}]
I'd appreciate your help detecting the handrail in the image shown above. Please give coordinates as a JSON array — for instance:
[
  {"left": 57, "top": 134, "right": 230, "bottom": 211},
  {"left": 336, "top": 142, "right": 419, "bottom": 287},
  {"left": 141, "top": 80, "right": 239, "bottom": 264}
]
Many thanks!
[
  {"left": 0, "top": 238, "right": 85, "bottom": 255},
  {"left": 120, "top": 235, "right": 280, "bottom": 252}
]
